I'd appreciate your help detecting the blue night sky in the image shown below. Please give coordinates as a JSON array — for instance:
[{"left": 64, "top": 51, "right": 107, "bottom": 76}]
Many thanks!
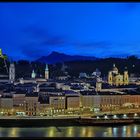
[{"left": 0, "top": 2, "right": 140, "bottom": 60}]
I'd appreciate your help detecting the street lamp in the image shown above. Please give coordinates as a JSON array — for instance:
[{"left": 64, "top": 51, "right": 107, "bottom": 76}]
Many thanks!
[
  {"left": 96, "top": 116, "right": 100, "bottom": 119},
  {"left": 113, "top": 115, "right": 117, "bottom": 119},
  {"left": 134, "top": 113, "right": 138, "bottom": 117},
  {"left": 123, "top": 114, "right": 127, "bottom": 119},
  {"left": 104, "top": 115, "right": 108, "bottom": 119}
]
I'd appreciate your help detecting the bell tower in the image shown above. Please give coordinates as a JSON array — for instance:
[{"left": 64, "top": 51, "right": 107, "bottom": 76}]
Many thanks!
[
  {"left": 108, "top": 71, "right": 113, "bottom": 85},
  {"left": 96, "top": 77, "right": 102, "bottom": 92},
  {"left": 124, "top": 67, "right": 129, "bottom": 85},
  {"left": 45, "top": 64, "right": 49, "bottom": 80},
  {"left": 31, "top": 70, "right": 36, "bottom": 79},
  {"left": 9, "top": 63, "right": 15, "bottom": 83}
]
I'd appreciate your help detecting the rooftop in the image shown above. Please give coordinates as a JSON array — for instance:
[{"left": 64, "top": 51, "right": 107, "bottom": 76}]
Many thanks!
[{"left": 26, "top": 92, "right": 38, "bottom": 97}]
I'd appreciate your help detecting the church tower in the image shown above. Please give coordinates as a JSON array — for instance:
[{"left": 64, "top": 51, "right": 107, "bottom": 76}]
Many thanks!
[
  {"left": 96, "top": 77, "right": 102, "bottom": 92},
  {"left": 45, "top": 64, "right": 49, "bottom": 80},
  {"left": 31, "top": 70, "right": 36, "bottom": 79},
  {"left": 9, "top": 63, "right": 15, "bottom": 83},
  {"left": 124, "top": 67, "right": 129, "bottom": 85},
  {"left": 108, "top": 71, "right": 113, "bottom": 85}
]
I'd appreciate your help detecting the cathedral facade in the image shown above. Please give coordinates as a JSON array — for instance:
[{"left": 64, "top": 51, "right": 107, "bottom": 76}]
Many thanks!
[{"left": 108, "top": 64, "right": 129, "bottom": 86}]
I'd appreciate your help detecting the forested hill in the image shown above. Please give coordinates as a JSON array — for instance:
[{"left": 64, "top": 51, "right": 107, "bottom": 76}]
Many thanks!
[
  {"left": 0, "top": 55, "right": 139, "bottom": 79},
  {"left": 65, "top": 56, "right": 139, "bottom": 77}
]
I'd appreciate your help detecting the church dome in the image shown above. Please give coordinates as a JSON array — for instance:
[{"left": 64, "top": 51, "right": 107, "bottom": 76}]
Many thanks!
[
  {"left": 113, "top": 67, "right": 118, "bottom": 71},
  {"left": 112, "top": 64, "right": 118, "bottom": 74}
]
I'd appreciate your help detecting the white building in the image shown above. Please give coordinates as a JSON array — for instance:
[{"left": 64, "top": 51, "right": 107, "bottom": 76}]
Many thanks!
[{"left": 9, "top": 63, "right": 15, "bottom": 83}]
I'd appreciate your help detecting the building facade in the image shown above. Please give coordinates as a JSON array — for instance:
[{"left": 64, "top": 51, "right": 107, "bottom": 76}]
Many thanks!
[
  {"left": 24, "top": 94, "right": 39, "bottom": 116},
  {"left": 49, "top": 96, "right": 65, "bottom": 114},
  {"left": 66, "top": 96, "right": 80, "bottom": 113},
  {"left": 108, "top": 64, "right": 129, "bottom": 86}
]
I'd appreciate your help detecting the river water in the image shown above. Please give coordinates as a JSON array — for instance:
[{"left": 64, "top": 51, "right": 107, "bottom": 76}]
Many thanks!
[{"left": 0, "top": 124, "right": 140, "bottom": 137}]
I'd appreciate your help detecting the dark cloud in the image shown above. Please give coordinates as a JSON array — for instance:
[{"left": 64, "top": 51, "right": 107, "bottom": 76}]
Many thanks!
[
  {"left": 74, "top": 41, "right": 112, "bottom": 49},
  {"left": 41, "top": 36, "right": 67, "bottom": 46},
  {"left": 21, "top": 25, "right": 113, "bottom": 59},
  {"left": 23, "top": 25, "right": 67, "bottom": 47},
  {"left": 21, "top": 46, "right": 50, "bottom": 59},
  {"left": 22, "top": 25, "right": 49, "bottom": 39}
]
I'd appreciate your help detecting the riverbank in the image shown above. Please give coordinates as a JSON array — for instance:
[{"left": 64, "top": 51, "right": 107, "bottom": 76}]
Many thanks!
[{"left": 0, "top": 116, "right": 139, "bottom": 127}]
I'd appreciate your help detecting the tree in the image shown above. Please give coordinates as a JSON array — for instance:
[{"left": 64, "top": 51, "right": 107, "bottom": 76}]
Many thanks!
[{"left": 127, "top": 55, "right": 138, "bottom": 61}]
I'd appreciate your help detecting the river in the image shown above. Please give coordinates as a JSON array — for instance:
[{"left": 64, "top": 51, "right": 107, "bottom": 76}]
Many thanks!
[{"left": 0, "top": 124, "right": 140, "bottom": 137}]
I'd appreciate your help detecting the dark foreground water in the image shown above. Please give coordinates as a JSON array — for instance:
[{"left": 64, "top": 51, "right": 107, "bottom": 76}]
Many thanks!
[{"left": 0, "top": 124, "right": 140, "bottom": 137}]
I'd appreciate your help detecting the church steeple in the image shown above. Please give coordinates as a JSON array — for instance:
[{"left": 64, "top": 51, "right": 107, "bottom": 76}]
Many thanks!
[
  {"left": 31, "top": 69, "right": 36, "bottom": 79},
  {"left": 45, "top": 64, "right": 49, "bottom": 80},
  {"left": 124, "top": 66, "right": 128, "bottom": 71},
  {"left": 45, "top": 64, "right": 48, "bottom": 71},
  {"left": 9, "top": 62, "right": 15, "bottom": 83}
]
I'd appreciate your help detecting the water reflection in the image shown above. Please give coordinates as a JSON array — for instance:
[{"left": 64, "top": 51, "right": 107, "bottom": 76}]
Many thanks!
[
  {"left": 8, "top": 128, "right": 19, "bottom": 137},
  {"left": 133, "top": 125, "right": 138, "bottom": 136},
  {"left": 81, "top": 127, "right": 86, "bottom": 137},
  {"left": 0, "top": 124, "right": 140, "bottom": 137},
  {"left": 47, "top": 127, "right": 56, "bottom": 137},
  {"left": 66, "top": 127, "right": 74, "bottom": 137}
]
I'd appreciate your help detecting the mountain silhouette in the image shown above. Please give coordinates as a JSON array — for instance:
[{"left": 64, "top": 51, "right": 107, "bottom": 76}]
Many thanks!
[{"left": 36, "top": 51, "right": 98, "bottom": 64}]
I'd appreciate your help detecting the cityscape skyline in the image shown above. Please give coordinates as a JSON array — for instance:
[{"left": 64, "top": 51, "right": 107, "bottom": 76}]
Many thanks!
[
  {"left": 1, "top": 2, "right": 140, "bottom": 138},
  {"left": 1, "top": 2, "right": 140, "bottom": 60}
]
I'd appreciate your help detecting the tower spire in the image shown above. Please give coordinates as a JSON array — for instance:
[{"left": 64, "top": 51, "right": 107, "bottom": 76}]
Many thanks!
[
  {"left": 45, "top": 64, "right": 48, "bottom": 71},
  {"left": 31, "top": 69, "right": 36, "bottom": 78},
  {"left": 45, "top": 64, "right": 49, "bottom": 80}
]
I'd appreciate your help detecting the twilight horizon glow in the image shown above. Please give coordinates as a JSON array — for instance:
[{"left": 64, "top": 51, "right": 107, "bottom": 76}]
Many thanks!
[{"left": 0, "top": 2, "right": 140, "bottom": 60}]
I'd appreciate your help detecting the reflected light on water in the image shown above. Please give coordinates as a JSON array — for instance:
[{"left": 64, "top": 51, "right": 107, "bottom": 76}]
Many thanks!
[
  {"left": 46, "top": 127, "right": 56, "bottom": 137},
  {"left": 113, "top": 127, "right": 117, "bottom": 137},
  {"left": 122, "top": 126, "right": 127, "bottom": 137},
  {"left": 80, "top": 127, "right": 86, "bottom": 137},
  {"left": 126, "top": 127, "right": 131, "bottom": 137},
  {"left": 8, "top": 128, "right": 19, "bottom": 137},
  {"left": 107, "top": 127, "right": 113, "bottom": 137},
  {"left": 66, "top": 127, "right": 74, "bottom": 137},
  {"left": 87, "top": 127, "right": 94, "bottom": 137},
  {"left": 1, "top": 125, "right": 140, "bottom": 137},
  {"left": 133, "top": 125, "right": 138, "bottom": 136}
]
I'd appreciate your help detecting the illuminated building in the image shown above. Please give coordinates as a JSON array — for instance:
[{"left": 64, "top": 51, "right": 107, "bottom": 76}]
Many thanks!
[
  {"left": 49, "top": 95, "right": 65, "bottom": 114},
  {"left": 45, "top": 64, "right": 49, "bottom": 80},
  {"left": 0, "top": 95, "right": 13, "bottom": 114},
  {"left": 80, "top": 91, "right": 101, "bottom": 112},
  {"left": 24, "top": 92, "right": 39, "bottom": 116},
  {"left": 66, "top": 96, "right": 80, "bottom": 112},
  {"left": 39, "top": 103, "right": 50, "bottom": 115},
  {"left": 108, "top": 64, "right": 129, "bottom": 86},
  {"left": 38, "top": 95, "right": 50, "bottom": 115},
  {"left": 92, "top": 68, "right": 101, "bottom": 77},
  {"left": 96, "top": 77, "right": 102, "bottom": 92},
  {"left": 13, "top": 90, "right": 26, "bottom": 114}
]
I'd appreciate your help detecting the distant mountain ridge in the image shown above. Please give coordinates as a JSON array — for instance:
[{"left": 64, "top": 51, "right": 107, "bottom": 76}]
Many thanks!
[{"left": 36, "top": 51, "right": 98, "bottom": 64}]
